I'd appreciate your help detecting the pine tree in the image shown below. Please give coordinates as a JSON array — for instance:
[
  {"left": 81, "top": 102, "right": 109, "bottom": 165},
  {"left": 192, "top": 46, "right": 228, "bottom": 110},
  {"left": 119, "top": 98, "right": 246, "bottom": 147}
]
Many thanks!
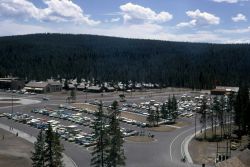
[
  {"left": 234, "top": 85, "right": 249, "bottom": 136},
  {"left": 106, "top": 101, "right": 126, "bottom": 167},
  {"left": 91, "top": 101, "right": 109, "bottom": 167},
  {"left": 64, "top": 79, "right": 69, "bottom": 90},
  {"left": 147, "top": 106, "right": 155, "bottom": 127},
  {"left": 31, "top": 130, "right": 46, "bottom": 167},
  {"left": 53, "top": 133, "right": 64, "bottom": 167},
  {"left": 160, "top": 103, "right": 167, "bottom": 119},
  {"left": 218, "top": 96, "right": 225, "bottom": 139},
  {"left": 200, "top": 98, "right": 208, "bottom": 139},
  {"left": 171, "top": 95, "right": 178, "bottom": 121},
  {"left": 167, "top": 96, "right": 172, "bottom": 120},
  {"left": 45, "top": 124, "right": 54, "bottom": 167},
  {"left": 155, "top": 106, "right": 160, "bottom": 126},
  {"left": 212, "top": 96, "right": 220, "bottom": 137},
  {"left": 44, "top": 124, "right": 64, "bottom": 167},
  {"left": 70, "top": 89, "right": 76, "bottom": 101}
]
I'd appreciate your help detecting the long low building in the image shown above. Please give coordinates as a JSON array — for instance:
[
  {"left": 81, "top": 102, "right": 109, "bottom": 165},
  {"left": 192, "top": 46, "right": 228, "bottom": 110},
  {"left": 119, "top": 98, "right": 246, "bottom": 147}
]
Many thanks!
[
  {"left": 211, "top": 86, "right": 239, "bottom": 95},
  {"left": 24, "top": 81, "right": 62, "bottom": 93},
  {"left": 0, "top": 77, "right": 25, "bottom": 90}
]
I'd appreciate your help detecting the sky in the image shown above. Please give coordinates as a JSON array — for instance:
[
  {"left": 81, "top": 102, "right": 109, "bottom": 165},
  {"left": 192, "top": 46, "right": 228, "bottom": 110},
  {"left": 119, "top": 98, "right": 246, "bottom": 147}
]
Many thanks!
[{"left": 0, "top": 0, "right": 250, "bottom": 43}]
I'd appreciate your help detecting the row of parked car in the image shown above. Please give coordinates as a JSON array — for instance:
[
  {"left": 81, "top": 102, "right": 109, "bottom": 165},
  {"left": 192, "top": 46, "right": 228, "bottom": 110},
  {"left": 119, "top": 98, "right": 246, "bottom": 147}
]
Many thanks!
[
  {"left": 3, "top": 112, "right": 98, "bottom": 147},
  {"left": 119, "top": 116, "right": 147, "bottom": 127},
  {"left": 58, "top": 104, "right": 149, "bottom": 128},
  {"left": 1, "top": 111, "right": 139, "bottom": 147},
  {"left": 31, "top": 108, "right": 94, "bottom": 127},
  {"left": 4, "top": 89, "right": 36, "bottom": 95}
]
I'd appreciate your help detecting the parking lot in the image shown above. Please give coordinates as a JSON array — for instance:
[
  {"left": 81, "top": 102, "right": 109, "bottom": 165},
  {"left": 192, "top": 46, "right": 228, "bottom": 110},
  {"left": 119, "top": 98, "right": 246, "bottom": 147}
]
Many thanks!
[{"left": 0, "top": 89, "right": 206, "bottom": 167}]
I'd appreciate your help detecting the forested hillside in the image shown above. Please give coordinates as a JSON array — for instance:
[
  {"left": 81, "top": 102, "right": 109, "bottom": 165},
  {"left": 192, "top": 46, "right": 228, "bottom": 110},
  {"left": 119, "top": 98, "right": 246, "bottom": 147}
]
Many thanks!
[{"left": 0, "top": 34, "right": 250, "bottom": 89}]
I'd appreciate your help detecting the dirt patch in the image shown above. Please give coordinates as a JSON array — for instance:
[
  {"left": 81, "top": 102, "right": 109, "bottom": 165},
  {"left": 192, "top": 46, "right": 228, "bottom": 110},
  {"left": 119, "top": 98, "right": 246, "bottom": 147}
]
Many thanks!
[
  {"left": 173, "top": 121, "right": 190, "bottom": 127},
  {"left": 73, "top": 103, "right": 99, "bottom": 113},
  {"left": 189, "top": 139, "right": 218, "bottom": 166},
  {"left": 120, "top": 112, "right": 147, "bottom": 123},
  {"left": 148, "top": 125, "right": 176, "bottom": 132},
  {"left": 0, "top": 103, "right": 21, "bottom": 107},
  {"left": 0, "top": 128, "right": 33, "bottom": 167},
  {"left": 125, "top": 136, "right": 155, "bottom": 143}
]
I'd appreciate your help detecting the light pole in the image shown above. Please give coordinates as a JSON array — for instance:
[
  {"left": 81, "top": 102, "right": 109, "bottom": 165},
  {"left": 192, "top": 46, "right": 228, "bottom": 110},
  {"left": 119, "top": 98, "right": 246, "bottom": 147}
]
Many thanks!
[
  {"left": 85, "top": 90, "right": 88, "bottom": 103},
  {"left": 11, "top": 90, "right": 13, "bottom": 114},
  {"left": 195, "top": 111, "right": 197, "bottom": 138}
]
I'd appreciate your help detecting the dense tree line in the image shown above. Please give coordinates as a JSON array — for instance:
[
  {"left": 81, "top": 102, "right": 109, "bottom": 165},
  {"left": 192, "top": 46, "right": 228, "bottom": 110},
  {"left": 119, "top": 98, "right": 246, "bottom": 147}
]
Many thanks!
[{"left": 1, "top": 34, "right": 250, "bottom": 89}]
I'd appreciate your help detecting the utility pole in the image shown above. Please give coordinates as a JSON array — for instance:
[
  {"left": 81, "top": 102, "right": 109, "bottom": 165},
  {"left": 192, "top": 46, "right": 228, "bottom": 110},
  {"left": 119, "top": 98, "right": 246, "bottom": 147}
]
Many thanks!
[
  {"left": 195, "top": 111, "right": 197, "bottom": 138},
  {"left": 85, "top": 90, "right": 88, "bottom": 103},
  {"left": 11, "top": 90, "right": 13, "bottom": 114}
]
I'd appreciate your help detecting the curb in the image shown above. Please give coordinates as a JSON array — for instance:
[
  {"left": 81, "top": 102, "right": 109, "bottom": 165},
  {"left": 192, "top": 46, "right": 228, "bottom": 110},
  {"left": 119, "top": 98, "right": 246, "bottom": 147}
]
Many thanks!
[
  {"left": 183, "top": 133, "right": 196, "bottom": 163},
  {"left": 0, "top": 122, "right": 78, "bottom": 167}
]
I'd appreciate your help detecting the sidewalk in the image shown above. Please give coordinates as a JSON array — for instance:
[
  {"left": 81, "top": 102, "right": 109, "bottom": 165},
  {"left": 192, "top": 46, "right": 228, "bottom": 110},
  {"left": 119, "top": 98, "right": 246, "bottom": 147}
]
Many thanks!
[{"left": 0, "top": 122, "right": 77, "bottom": 167}]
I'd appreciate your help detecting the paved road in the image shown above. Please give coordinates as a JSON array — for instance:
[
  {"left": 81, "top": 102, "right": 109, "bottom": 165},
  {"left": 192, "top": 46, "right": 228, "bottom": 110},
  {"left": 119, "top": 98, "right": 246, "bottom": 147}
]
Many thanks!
[{"left": 0, "top": 91, "right": 203, "bottom": 167}]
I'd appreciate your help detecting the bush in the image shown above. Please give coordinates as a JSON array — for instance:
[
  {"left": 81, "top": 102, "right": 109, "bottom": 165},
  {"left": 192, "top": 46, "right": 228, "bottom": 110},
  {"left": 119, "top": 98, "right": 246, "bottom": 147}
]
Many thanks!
[
  {"left": 195, "top": 137, "right": 203, "bottom": 141},
  {"left": 206, "top": 135, "right": 223, "bottom": 142}
]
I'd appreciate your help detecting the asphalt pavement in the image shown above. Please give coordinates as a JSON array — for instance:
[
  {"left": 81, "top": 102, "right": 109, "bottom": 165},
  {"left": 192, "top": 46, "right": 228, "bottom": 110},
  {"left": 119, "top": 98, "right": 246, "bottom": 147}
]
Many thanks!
[{"left": 0, "top": 91, "right": 204, "bottom": 167}]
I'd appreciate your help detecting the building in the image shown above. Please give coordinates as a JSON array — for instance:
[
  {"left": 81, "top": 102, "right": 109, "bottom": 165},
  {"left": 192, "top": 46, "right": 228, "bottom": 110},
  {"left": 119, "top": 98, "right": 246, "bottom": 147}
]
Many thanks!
[
  {"left": 211, "top": 86, "right": 239, "bottom": 95},
  {"left": 25, "top": 81, "right": 62, "bottom": 93},
  {"left": 0, "top": 77, "right": 25, "bottom": 90},
  {"left": 47, "top": 80, "right": 62, "bottom": 92}
]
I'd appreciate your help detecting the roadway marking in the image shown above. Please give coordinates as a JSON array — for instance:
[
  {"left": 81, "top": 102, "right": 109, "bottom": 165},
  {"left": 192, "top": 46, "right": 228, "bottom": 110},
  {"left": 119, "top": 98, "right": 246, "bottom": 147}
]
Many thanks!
[{"left": 169, "top": 127, "right": 196, "bottom": 161}]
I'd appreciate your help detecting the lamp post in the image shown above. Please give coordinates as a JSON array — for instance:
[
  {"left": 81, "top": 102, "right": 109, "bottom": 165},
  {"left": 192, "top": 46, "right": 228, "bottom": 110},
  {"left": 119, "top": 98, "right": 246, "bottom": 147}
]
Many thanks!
[
  {"left": 11, "top": 90, "right": 13, "bottom": 114},
  {"left": 195, "top": 111, "right": 197, "bottom": 138}
]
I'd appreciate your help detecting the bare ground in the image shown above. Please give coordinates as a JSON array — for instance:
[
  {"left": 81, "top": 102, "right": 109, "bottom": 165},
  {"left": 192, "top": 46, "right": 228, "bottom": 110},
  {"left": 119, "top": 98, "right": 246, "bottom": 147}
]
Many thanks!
[
  {"left": 0, "top": 128, "right": 33, "bottom": 167},
  {"left": 0, "top": 103, "right": 21, "bottom": 107}
]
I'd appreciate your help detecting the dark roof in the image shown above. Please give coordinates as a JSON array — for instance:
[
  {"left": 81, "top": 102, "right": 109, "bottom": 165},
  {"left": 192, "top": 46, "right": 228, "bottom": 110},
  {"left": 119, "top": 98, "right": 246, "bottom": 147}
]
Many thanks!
[
  {"left": 48, "top": 81, "right": 61, "bottom": 86},
  {"left": 211, "top": 89, "right": 227, "bottom": 92}
]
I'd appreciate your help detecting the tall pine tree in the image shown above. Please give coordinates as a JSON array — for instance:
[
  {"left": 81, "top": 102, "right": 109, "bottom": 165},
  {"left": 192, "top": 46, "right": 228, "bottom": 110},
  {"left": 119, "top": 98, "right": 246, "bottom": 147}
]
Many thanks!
[
  {"left": 106, "top": 101, "right": 126, "bottom": 167},
  {"left": 91, "top": 101, "right": 109, "bottom": 167},
  {"left": 31, "top": 130, "right": 46, "bottom": 167},
  {"left": 44, "top": 124, "right": 64, "bottom": 167}
]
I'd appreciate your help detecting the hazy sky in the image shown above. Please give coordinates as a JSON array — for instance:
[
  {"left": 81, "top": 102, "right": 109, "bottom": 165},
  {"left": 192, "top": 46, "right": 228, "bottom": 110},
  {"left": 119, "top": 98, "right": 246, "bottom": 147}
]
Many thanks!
[{"left": 0, "top": 0, "right": 250, "bottom": 43}]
